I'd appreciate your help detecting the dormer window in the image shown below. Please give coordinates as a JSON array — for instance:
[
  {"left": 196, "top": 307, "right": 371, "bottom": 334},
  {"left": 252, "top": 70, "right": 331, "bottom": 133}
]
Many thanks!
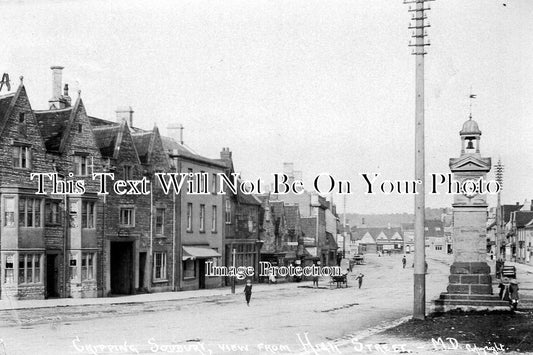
[
  {"left": 13, "top": 146, "right": 31, "bottom": 169},
  {"left": 73, "top": 155, "right": 91, "bottom": 176}
]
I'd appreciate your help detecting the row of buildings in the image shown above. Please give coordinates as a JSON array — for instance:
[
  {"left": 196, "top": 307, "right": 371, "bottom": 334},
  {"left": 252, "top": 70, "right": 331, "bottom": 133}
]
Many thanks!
[
  {"left": 487, "top": 200, "right": 533, "bottom": 264},
  {"left": 347, "top": 218, "right": 451, "bottom": 256},
  {"left": 0, "top": 67, "right": 342, "bottom": 300}
]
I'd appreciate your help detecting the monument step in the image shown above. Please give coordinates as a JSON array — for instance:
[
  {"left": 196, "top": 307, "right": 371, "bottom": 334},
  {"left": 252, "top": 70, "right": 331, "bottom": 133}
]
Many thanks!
[{"left": 439, "top": 293, "right": 501, "bottom": 301}]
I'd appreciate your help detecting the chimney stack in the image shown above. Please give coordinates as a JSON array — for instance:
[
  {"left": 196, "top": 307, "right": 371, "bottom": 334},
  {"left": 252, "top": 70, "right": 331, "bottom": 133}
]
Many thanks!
[
  {"left": 63, "top": 84, "right": 71, "bottom": 106},
  {"left": 49, "top": 66, "right": 67, "bottom": 109},
  {"left": 220, "top": 147, "right": 232, "bottom": 160},
  {"left": 116, "top": 106, "right": 134, "bottom": 127}
]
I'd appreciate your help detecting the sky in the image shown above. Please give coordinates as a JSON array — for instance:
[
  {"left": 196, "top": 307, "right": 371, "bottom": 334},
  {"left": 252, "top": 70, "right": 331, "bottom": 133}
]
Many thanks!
[{"left": 0, "top": 0, "right": 531, "bottom": 214}]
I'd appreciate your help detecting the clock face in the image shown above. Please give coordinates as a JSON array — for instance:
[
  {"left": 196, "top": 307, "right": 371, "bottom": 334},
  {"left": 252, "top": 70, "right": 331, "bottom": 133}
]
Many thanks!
[{"left": 462, "top": 179, "right": 478, "bottom": 198}]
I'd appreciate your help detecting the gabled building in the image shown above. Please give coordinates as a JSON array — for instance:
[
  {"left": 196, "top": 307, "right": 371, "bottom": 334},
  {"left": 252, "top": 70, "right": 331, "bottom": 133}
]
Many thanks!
[
  {"left": 0, "top": 81, "right": 53, "bottom": 300},
  {"left": 424, "top": 219, "right": 445, "bottom": 253},
  {"left": 35, "top": 68, "right": 106, "bottom": 299},
  {"left": 131, "top": 125, "right": 176, "bottom": 292}
]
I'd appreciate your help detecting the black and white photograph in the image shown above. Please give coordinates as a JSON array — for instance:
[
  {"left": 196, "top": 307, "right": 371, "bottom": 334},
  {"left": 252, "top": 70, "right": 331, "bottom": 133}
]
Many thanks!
[{"left": 0, "top": 0, "right": 532, "bottom": 354}]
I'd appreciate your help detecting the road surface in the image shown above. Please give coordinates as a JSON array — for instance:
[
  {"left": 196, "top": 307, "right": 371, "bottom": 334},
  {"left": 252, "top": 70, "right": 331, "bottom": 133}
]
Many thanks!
[{"left": 0, "top": 253, "right": 450, "bottom": 354}]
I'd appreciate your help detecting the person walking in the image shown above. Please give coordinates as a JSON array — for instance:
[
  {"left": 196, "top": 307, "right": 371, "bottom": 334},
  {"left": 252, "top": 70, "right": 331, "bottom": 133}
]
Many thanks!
[
  {"left": 244, "top": 279, "right": 253, "bottom": 306},
  {"left": 312, "top": 274, "right": 319, "bottom": 288},
  {"left": 355, "top": 273, "right": 364, "bottom": 289},
  {"left": 402, "top": 256, "right": 407, "bottom": 269}
]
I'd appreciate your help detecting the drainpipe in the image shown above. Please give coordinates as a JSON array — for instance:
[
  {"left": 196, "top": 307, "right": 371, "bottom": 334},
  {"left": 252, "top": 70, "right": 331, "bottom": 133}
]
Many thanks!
[
  {"left": 62, "top": 177, "right": 69, "bottom": 298},
  {"left": 149, "top": 175, "right": 153, "bottom": 292},
  {"left": 101, "top": 193, "right": 106, "bottom": 297}
]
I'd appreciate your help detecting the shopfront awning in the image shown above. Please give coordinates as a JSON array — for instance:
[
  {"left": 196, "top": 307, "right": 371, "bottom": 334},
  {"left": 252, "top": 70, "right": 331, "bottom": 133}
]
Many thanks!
[
  {"left": 305, "top": 247, "right": 317, "bottom": 257},
  {"left": 182, "top": 246, "right": 221, "bottom": 260}
]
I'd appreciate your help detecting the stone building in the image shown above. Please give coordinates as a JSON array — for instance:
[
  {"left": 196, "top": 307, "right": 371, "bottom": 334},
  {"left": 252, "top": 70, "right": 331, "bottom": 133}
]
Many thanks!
[
  {"left": 0, "top": 66, "right": 231, "bottom": 299},
  {"left": 218, "top": 148, "right": 264, "bottom": 284},
  {"left": 161, "top": 137, "right": 225, "bottom": 291}
]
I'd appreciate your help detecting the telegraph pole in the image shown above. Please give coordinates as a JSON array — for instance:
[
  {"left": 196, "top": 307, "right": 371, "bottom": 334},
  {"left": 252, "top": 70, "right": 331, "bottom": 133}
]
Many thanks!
[
  {"left": 495, "top": 160, "right": 504, "bottom": 262},
  {"left": 405, "top": 0, "right": 433, "bottom": 320}
]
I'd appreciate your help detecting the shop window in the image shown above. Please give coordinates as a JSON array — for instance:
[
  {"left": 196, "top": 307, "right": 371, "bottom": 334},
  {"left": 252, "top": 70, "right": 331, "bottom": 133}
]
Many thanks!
[
  {"left": 183, "top": 259, "right": 195, "bottom": 279},
  {"left": 18, "top": 254, "right": 41, "bottom": 284}
]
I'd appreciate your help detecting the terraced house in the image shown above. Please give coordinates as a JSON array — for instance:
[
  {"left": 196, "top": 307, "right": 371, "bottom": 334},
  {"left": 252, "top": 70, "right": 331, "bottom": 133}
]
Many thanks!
[{"left": 0, "top": 66, "right": 236, "bottom": 300}]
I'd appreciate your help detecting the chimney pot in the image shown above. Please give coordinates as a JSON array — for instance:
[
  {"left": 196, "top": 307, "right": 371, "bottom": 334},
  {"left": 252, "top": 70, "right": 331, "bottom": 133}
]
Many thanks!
[{"left": 116, "top": 106, "right": 134, "bottom": 127}]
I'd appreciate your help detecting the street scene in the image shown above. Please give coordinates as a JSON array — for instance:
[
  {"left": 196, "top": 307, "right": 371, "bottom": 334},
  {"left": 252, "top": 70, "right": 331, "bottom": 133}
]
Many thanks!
[
  {"left": 0, "top": 254, "right": 451, "bottom": 354},
  {"left": 0, "top": 0, "right": 532, "bottom": 354}
]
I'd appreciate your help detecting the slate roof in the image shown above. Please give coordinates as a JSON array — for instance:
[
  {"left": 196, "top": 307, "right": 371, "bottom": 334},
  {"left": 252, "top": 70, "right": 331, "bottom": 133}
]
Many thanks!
[
  {"left": 92, "top": 125, "right": 120, "bottom": 158},
  {"left": 424, "top": 220, "right": 444, "bottom": 238},
  {"left": 161, "top": 135, "right": 225, "bottom": 168},
  {"left": 131, "top": 131, "right": 153, "bottom": 164},
  {"left": 352, "top": 228, "right": 383, "bottom": 241},
  {"left": 89, "top": 116, "right": 118, "bottom": 127},
  {"left": 34, "top": 107, "right": 73, "bottom": 152},
  {"left": 236, "top": 189, "right": 262, "bottom": 206},
  {"left": 513, "top": 211, "right": 533, "bottom": 228},
  {"left": 0, "top": 94, "right": 13, "bottom": 123},
  {"left": 502, "top": 204, "right": 523, "bottom": 224}
]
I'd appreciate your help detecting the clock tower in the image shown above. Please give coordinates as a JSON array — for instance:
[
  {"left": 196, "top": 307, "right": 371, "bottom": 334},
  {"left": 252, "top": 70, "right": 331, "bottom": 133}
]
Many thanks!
[{"left": 435, "top": 117, "right": 509, "bottom": 311}]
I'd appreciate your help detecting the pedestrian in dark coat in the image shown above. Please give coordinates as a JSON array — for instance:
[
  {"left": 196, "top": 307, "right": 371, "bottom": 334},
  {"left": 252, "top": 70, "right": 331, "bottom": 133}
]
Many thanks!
[
  {"left": 355, "top": 273, "right": 364, "bottom": 289},
  {"left": 402, "top": 256, "right": 407, "bottom": 269},
  {"left": 244, "top": 279, "right": 252, "bottom": 306},
  {"left": 509, "top": 279, "right": 519, "bottom": 310}
]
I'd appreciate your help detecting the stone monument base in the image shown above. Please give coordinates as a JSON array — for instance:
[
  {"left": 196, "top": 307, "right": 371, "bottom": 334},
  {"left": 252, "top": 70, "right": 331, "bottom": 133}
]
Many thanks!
[
  {"left": 433, "top": 261, "right": 510, "bottom": 312},
  {"left": 447, "top": 261, "right": 492, "bottom": 295}
]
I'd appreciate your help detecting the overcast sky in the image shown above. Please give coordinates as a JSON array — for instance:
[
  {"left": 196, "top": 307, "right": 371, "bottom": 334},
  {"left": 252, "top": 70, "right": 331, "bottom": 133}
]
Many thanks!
[{"left": 1, "top": 0, "right": 531, "bottom": 214}]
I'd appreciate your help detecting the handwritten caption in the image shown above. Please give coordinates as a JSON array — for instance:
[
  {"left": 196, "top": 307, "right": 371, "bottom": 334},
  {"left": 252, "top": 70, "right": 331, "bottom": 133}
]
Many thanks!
[{"left": 69, "top": 334, "right": 508, "bottom": 355}]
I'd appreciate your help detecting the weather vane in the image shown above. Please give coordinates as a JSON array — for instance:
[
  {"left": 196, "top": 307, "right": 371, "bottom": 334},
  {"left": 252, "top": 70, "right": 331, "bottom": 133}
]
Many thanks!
[{"left": 469, "top": 86, "right": 476, "bottom": 120}]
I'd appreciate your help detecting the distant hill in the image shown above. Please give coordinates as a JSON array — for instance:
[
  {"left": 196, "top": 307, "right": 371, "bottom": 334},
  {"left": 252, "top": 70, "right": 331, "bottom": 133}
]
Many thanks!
[{"left": 341, "top": 208, "right": 447, "bottom": 228}]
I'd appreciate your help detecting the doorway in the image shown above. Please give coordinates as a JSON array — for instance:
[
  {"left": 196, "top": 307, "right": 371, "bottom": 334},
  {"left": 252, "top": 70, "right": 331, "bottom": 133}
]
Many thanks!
[
  {"left": 198, "top": 260, "right": 206, "bottom": 289},
  {"left": 110, "top": 241, "right": 134, "bottom": 295},
  {"left": 138, "top": 252, "right": 147, "bottom": 291},
  {"left": 46, "top": 253, "right": 59, "bottom": 298}
]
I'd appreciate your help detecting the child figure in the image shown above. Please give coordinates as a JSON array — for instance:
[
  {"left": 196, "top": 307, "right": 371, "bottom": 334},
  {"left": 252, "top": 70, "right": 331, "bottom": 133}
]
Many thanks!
[
  {"left": 244, "top": 279, "right": 253, "bottom": 306},
  {"left": 509, "top": 279, "right": 519, "bottom": 311},
  {"left": 355, "top": 273, "right": 364, "bottom": 289}
]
